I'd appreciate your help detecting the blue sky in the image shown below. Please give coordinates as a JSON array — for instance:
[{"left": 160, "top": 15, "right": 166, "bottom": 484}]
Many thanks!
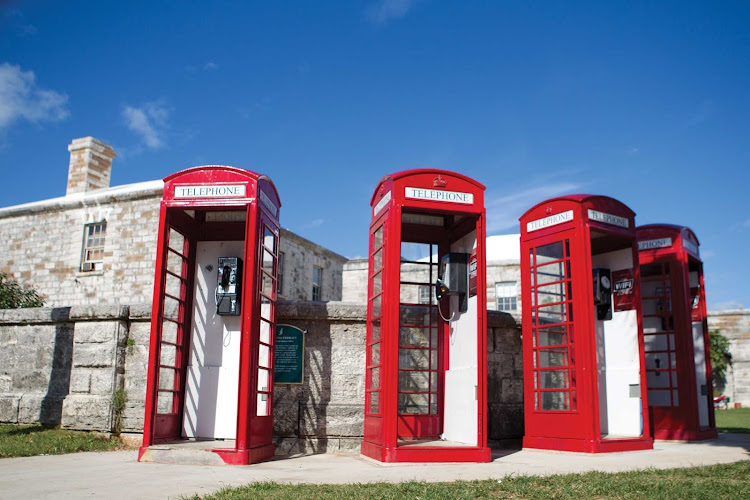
[{"left": 1, "top": 1, "right": 749, "bottom": 309}]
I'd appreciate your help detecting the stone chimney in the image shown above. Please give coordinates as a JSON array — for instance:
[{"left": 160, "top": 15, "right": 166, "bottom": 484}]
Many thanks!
[{"left": 66, "top": 137, "right": 116, "bottom": 195}]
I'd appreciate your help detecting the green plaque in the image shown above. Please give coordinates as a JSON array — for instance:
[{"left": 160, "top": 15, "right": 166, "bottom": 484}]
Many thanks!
[{"left": 274, "top": 324, "right": 305, "bottom": 384}]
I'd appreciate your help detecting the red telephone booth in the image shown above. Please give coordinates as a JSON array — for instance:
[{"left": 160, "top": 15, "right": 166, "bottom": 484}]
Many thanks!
[
  {"left": 637, "top": 224, "right": 717, "bottom": 441},
  {"left": 139, "top": 166, "right": 281, "bottom": 465},
  {"left": 360, "top": 169, "right": 491, "bottom": 463},
  {"left": 519, "top": 195, "right": 652, "bottom": 453}
]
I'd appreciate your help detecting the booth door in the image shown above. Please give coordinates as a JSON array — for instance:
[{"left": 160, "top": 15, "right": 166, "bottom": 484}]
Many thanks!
[
  {"left": 525, "top": 232, "right": 584, "bottom": 439},
  {"left": 397, "top": 242, "right": 441, "bottom": 441},
  {"left": 640, "top": 260, "right": 689, "bottom": 432},
  {"left": 153, "top": 226, "right": 194, "bottom": 441},
  {"left": 251, "top": 213, "right": 280, "bottom": 445}
]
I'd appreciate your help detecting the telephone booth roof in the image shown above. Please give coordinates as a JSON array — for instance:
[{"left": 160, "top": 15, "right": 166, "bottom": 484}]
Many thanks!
[
  {"left": 519, "top": 194, "right": 636, "bottom": 240},
  {"left": 370, "top": 169, "right": 485, "bottom": 219},
  {"left": 637, "top": 224, "right": 701, "bottom": 261},
  {"left": 162, "top": 165, "right": 281, "bottom": 208}
]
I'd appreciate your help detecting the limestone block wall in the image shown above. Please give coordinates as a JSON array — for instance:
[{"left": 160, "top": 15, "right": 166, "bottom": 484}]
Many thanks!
[
  {"left": 708, "top": 310, "right": 750, "bottom": 407},
  {"left": 0, "top": 301, "right": 524, "bottom": 454}
]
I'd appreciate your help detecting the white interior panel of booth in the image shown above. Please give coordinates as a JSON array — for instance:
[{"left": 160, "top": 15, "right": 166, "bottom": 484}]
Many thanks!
[
  {"left": 592, "top": 248, "right": 642, "bottom": 438},
  {"left": 689, "top": 270, "right": 710, "bottom": 427},
  {"left": 692, "top": 321, "right": 710, "bottom": 427},
  {"left": 441, "top": 233, "right": 478, "bottom": 446},
  {"left": 182, "top": 240, "right": 243, "bottom": 440}
]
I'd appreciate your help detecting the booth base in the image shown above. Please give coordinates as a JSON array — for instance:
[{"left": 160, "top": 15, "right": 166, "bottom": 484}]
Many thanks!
[
  {"left": 523, "top": 435, "right": 653, "bottom": 454},
  {"left": 360, "top": 440, "right": 491, "bottom": 463},
  {"left": 138, "top": 440, "right": 275, "bottom": 465},
  {"left": 654, "top": 428, "right": 718, "bottom": 442}
]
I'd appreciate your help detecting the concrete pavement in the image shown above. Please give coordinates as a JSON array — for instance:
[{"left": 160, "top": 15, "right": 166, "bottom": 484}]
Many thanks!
[{"left": 1, "top": 433, "right": 748, "bottom": 499}]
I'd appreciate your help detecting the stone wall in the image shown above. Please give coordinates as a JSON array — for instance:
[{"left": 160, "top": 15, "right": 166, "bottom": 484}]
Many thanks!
[
  {"left": 0, "top": 301, "right": 524, "bottom": 453},
  {"left": 708, "top": 310, "right": 750, "bottom": 407}
]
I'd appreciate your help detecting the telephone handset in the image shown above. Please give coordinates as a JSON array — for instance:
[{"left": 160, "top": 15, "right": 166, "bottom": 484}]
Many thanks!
[
  {"left": 435, "top": 252, "right": 469, "bottom": 321},
  {"left": 592, "top": 268, "right": 612, "bottom": 321},
  {"left": 216, "top": 257, "right": 242, "bottom": 316}
]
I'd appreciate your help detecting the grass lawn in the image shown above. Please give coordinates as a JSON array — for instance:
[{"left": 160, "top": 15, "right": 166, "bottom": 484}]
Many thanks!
[
  {"left": 715, "top": 407, "right": 750, "bottom": 433},
  {"left": 189, "top": 461, "right": 750, "bottom": 500},
  {"left": 0, "top": 424, "right": 126, "bottom": 458}
]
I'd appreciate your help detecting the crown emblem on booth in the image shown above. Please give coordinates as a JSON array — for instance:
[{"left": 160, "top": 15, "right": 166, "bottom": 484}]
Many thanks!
[
  {"left": 545, "top": 206, "right": 553, "bottom": 215},
  {"left": 433, "top": 175, "right": 447, "bottom": 188}
]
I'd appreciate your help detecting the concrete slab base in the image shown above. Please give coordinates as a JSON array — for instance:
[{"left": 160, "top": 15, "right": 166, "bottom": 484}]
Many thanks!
[{"left": 0, "top": 433, "right": 748, "bottom": 500}]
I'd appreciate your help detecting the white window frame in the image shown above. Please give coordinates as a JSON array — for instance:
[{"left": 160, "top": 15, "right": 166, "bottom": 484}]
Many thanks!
[
  {"left": 495, "top": 280, "right": 518, "bottom": 312},
  {"left": 81, "top": 222, "right": 107, "bottom": 272}
]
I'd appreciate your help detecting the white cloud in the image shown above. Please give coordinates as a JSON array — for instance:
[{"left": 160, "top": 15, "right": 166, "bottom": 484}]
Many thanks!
[
  {"left": 203, "top": 62, "right": 219, "bottom": 71},
  {"left": 310, "top": 218, "right": 324, "bottom": 227},
  {"left": 365, "top": 0, "right": 419, "bottom": 25},
  {"left": 0, "top": 62, "right": 69, "bottom": 130},
  {"left": 122, "top": 101, "right": 169, "bottom": 149},
  {"left": 486, "top": 182, "right": 583, "bottom": 233}
]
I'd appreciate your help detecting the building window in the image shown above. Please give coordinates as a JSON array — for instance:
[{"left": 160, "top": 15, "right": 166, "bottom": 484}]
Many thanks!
[
  {"left": 418, "top": 285, "right": 431, "bottom": 304},
  {"left": 312, "top": 266, "right": 323, "bottom": 301},
  {"left": 495, "top": 281, "right": 517, "bottom": 311},
  {"left": 81, "top": 222, "right": 107, "bottom": 272},
  {"left": 278, "top": 252, "right": 285, "bottom": 296}
]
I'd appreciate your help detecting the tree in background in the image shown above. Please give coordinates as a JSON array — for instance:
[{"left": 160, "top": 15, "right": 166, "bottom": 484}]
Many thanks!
[
  {"left": 0, "top": 272, "right": 45, "bottom": 309},
  {"left": 710, "top": 329, "right": 733, "bottom": 396}
]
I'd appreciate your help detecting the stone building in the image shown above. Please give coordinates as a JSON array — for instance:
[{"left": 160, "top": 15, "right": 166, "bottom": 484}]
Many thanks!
[{"left": 0, "top": 137, "right": 347, "bottom": 308}]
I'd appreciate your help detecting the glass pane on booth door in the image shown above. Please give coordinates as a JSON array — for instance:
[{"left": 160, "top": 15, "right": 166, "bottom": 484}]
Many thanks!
[
  {"left": 256, "top": 223, "right": 278, "bottom": 416},
  {"left": 398, "top": 242, "right": 440, "bottom": 440},
  {"left": 154, "top": 226, "right": 191, "bottom": 439},
  {"left": 641, "top": 262, "right": 679, "bottom": 407},
  {"left": 529, "top": 240, "right": 577, "bottom": 412}
]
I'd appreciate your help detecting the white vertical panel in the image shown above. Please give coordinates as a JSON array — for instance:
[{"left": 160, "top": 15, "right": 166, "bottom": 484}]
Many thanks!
[
  {"left": 182, "top": 240, "right": 243, "bottom": 440},
  {"left": 693, "top": 321, "right": 710, "bottom": 427}
]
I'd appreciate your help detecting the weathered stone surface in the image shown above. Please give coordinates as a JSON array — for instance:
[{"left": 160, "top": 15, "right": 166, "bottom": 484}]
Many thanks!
[
  {"left": 18, "top": 394, "right": 65, "bottom": 425},
  {"left": 73, "top": 321, "right": 118, "bottom": 343},
  {"left": 708, "top": 310, "right": 750, "bottom": 406},
  {"left": 73, "top": 343, "right": 115, "bottom": 368},
  {"left": 0, "top": 396, "right": 20, "bottom": 423},
  {"left": 61, "top": 394, "right": 111, "bottom": 430},
  {"left": 70, "top": 305, "right": 129, "bottom": 321},
  {"left": 0, "top": 307, "right": 71, "bottom": 325}
]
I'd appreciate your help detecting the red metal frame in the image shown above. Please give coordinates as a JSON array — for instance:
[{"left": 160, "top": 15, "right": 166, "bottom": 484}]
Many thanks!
[
  {"left": 519, "top": 195, "right": 653, "bottom": 453},
  {"left": 361, "top": 169, "right": 490, "bottom": 463},
  {"left": 637, "top": 224, "right": 717, "bottom": 441},
  {"left": 139, "top": 166, "right": 281, "bottom": 465}
]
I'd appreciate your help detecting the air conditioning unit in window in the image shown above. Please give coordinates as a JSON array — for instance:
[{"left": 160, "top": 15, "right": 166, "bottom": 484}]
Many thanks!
[{"left": 81, "top": 262, "right": 93, "bottom": 272}]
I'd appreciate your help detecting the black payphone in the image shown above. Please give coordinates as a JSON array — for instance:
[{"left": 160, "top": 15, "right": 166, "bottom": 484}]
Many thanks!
[
  {"left": 216, "top": 257, "right": 242, "bottom": 315},
  {"left": 593, "top": 267, "right": 612, "bottom": 321},
  {"left": 435, "top": 252, "right": 469, "bottom": 315}
]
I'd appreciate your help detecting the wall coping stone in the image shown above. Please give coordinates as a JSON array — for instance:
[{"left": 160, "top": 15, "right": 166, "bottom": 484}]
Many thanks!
[
  {"left": 277, "top": 301, "right": 367, "bottom": 322},
  {"left": 0, "top": 307, "right": 71, "bottom": 324},
  {"left": 0, "top": 302, "right": 522, "bottom": 328},
  {"left": 69, "top": 305, "right": 129, "bottom": 321},
  {"left": 129, "top": 303, "right": 153, "bottom": 320}
]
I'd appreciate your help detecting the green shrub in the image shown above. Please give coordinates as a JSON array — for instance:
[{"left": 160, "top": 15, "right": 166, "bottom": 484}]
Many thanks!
[{"left": 0, "top": 272, "right": 45, "bottom": 309}]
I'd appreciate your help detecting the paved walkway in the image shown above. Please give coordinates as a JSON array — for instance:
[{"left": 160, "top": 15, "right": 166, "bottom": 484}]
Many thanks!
[{"left": 1, "top": 434, "right": 748, "bottom": 499}]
